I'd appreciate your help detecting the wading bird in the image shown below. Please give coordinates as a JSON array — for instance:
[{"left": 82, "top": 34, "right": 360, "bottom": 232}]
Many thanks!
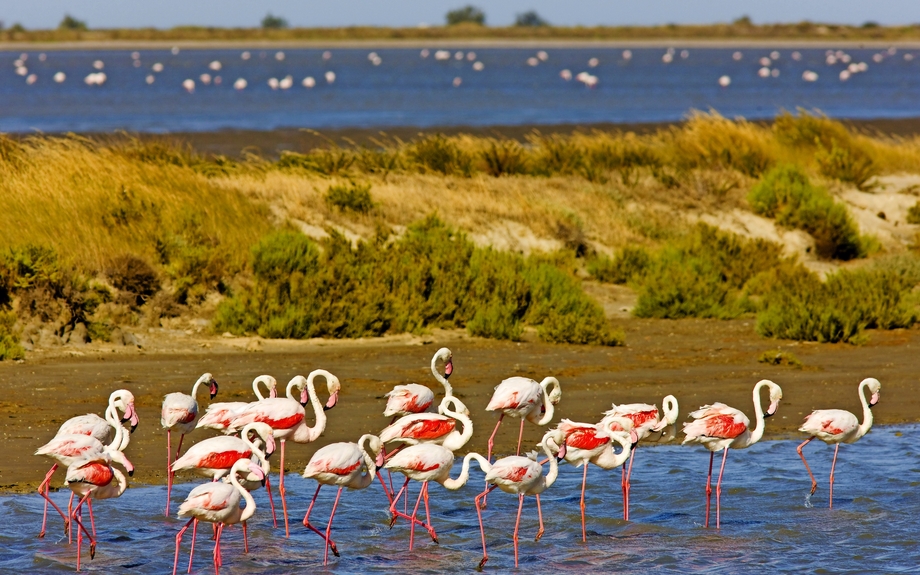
[
  {"left": 383, "top": 347, "right": 454, "bottom": 420},
  {"left": 196, "top": 375, "right": 278, "bottom": 432},
  {"left": 65, "top": 453, "right": 117, "bottom": 571},
  {"left": 682, "top": 379, "right": 783, "bottom": 528},
  {"left": 162, "top": 373, "right": 219, "bottom": 515},
  {"left": 797, "top": 377, "right": 881, "bottom": 508},
  {"left": 485, "top": 376, "right": 562, "bottom": 459}
]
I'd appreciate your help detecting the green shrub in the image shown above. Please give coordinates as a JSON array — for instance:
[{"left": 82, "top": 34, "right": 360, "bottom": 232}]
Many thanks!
[
  {"left": 758, "top": 349, "right": 803, "bottom": 368},
  {"left": 481, "top": 139, "right": 527, "bottom": 176},
  {"left": 815, "top": 139, "right": 879, "bottom": 191},
  {"left": 105, "top": 254, "right": 160, "bottom": 307},
  {"left": 155, "top": 214, "right": 230, "bottom": 304},
  {"left": 588, "top": 246, "right": 651, "bottom": 284},
  {"left": 276, "top": 148, "right": 355, "bottom": 175},
  {"left": 215, "top": 217, "right": 619, "bottom": 345},
  {"left": 773, "top": 110, "right": 851, "bottom": 149},
  {"left": 907, "top": 201, "right": 920, "bottom": 224},
  {"left": 0, "top": 310, "right": 24, "bottom": 360},
  {"left": 528, "top": 134, "right": 583, "bottom": 176},
  {"left": 325, "top": 182, "right": 374, "bottom": 214},
  {"left": 749, "top": 165, "right": 866, "bottom": 260},
  {"left": 408, "top": 135, "right": 472, "bottom": 176}
]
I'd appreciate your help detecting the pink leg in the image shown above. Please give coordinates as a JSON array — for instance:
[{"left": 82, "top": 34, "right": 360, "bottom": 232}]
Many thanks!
[
  {"left": 212, "top": 524, "right": 222, "bottom": 575},
  {"left": 279, "top": 440, "right": 290, "bottom": 538},
  {"left": 408, "top": 483, "right": 425, "bottom": 551},
  {"left": 481, "top": 415, "right": 504, "bottom": 509},
  {"left": 173, "top": 517, "right": 194, "bottom": 575},
  {"left": 715, "top": 448, "right": 729, "bottom": 529},
  {"left": 624, "top": 446, "right": 636, "bottom": 522},
  {"left": 705, "top": 451, "right": 714, "bottom": 528},
  {"left": 264, "top": 475, "right": 278, "bottom": 528},
  {"left": 535, "top": 494, "right": 544, "bottom": 541},
  {"left": 187, "top": 519, "right": 197, "bottom": 573},
  {"left": 388, "top": 478, "right": 414, "bottom": 528},
  {"left": 37, "top": 464, "right": 68, "bottom": 538},
  {"left": 303, "top": 484, "right": 339, "bottom": 556},
  {"left": 323, "top": 487, "right": 344, "bottom": 565},
  {"left": 68, "top": 492, "right": 75, "bottom": 543},
  {"left": 797, "top": 438, "right": 818, "bottom": 496},
  {"left": 620, "top": 466, "right": 627, "bottom": 521},
  {"left": 579, "top": 463, "right": 589, "bottom": 542},
  {"left": 243, "top": 521, "right": 249, "bottom": 554},
  {"left": 421, "top": 482, "right": 438, "bottom": 543},
  {"left": 166, "top": 431, "right": 172, "bottom": 516},
  {"left": 829, "top": 443, "right": 840, "bottom": 509},
  {"left": 475, "top": 485, "right": 498, "bottom": 569},
  {"left": 71, "top": 494, "right": 96, "bottom": 571},
  {"left": 516, "top": 419, "right": 525, "bottom": 456},
  {"left": 87, "top": 498, "right": 96, "bottom": 539},
  {"left": 377, "top": 469, "right": 395, "bottom": 507},
  {"left": 513, "top": 494, "right": 525, "bottom": 568}
]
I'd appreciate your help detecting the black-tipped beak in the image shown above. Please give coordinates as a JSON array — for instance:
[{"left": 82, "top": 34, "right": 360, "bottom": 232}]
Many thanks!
[
  {"left": 869, "top": 401, "right": 877, "bottom": 409},
  {"left": 210, "top": 380, "right": 219, "bottom": 399},
  {"left": 130, "top": 423, "right": 138, "bottom": 433},
  {"left": 128, "top": 469, "right": 135, "bottom": 477},
  {"left": 261, "top": 478, "right": 266, "bottom": 488},
  {"left": 323, "top": 404, "right": 333, "bottom": 411},
  {"left": 301, "top": 401, "right": 308, "bottom": 408}
]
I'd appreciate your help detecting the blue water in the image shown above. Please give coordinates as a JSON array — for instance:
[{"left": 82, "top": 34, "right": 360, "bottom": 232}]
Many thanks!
[
  {"left": 2, "top": 424, "right": 917, "bottom": 573},
  {"left": 3, "top": 47, "right": 920, "bottom": 133}
]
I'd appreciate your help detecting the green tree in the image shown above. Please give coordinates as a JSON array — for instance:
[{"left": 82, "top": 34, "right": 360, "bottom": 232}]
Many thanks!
[
  {"left": 515, "top": 10, "right": 548, "bottom": 27},
  {"left": 446, "top": 5, "right": 486, "bottom": 26},
  {"left": 261, "top": 13, "right": 288, "bottom": 29},
  {"left": 59, "top": 14, "right": 88, "bottom": 31}
]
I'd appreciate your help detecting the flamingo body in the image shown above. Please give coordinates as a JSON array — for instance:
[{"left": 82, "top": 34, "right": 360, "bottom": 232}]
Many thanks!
[
  {"left": 197, "top": 376, "right": 278, "bottom": 433},
  {"left": 384, "top": 384, "right": 434, "bottom": 417}
]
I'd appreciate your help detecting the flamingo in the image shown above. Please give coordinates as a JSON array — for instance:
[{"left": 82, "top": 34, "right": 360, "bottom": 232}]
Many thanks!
[
  {"left": 797, "top": 377, "right": 881, "bottom": 508},
  {"left": 227, "top": 369, "right": 341, "bottom": 537},
  {"left": 171, "top": 422, "right": 275, "bottom": 480},
  {"left": 484, "top": 376, "right": 562, "bottom": 460},
  {"left": 196, "top": 375, "right": 278, "bottom": 432},
  {"left": 173, "top": 459, "right": 264, "bottom": 575},
  {"left": 474, "top": 430, "right": 564, "bottom": 569},
  {"left": 383, "top": 347, "right": 453, "bottom": 419},
  {"left": 601, "top": 394, "right": 679, "bottom": 520},
  {"left": 35, "top": 409, "right": 134, "bottom": 539},
  {"left": 545, "top": 417, "right": 636, "bottom": 541},
  {"left": 384, "top": 444, "right": 490, "bottom": 550},
  {"left": 301, "top": 434, "right": 384, "bottom": 565},
  {"left": 64, "top": 454, "right": 116, "bottom": 571},
  {"left": 162, "top": 373, "right": 219, "bottom": 516},
  {"left": 682, "top": 379, "right": 783, "bottom": 528},
  {"left": 54, "top": 389, "right": 139, "bottom": 443}
]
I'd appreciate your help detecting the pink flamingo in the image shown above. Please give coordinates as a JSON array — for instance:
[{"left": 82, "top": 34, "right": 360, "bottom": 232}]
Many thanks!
[
  {"left": 601, "top": 394, "right": 679, "bottom": 520},
  {"left": 384, "top": 444, "right": 490, "bottom": 550},
  {"left": 173, "top": 459, "right": 264, "bottom": 575},
  {"left": 227, "top": 369, "right": 340, "bottom": 537},
  {"left": 474, "top": 430, "right": 564, "bottom": 569},
  {"left": 485, "top": 376, "right": 562, "bottom": 460},
  {"left": 301, "top": 434, "right": 384, "bottom": 565},
  {"left": 682, "top": 379, "right": 783, "bottom": 528},
  {"left": 35, "top": 410, "right": 134, "bottom": 539},
  {"left": 797, "top": 377, "right": 880, "bottom": 508},
  {"left": 64, "top": 454, "right": 116, "bottom": 571},
  {"left": 162, "top": 373, "right": 219, "bottom": 516},
  {"left": 545, "top": 417, "right": 636, "bottom": 541},
  {"left": 383, "top": 347, "right": 454, "bottom": 419},
  {"left": 196, "top": 375, "right": 278, "bottom": 432}
]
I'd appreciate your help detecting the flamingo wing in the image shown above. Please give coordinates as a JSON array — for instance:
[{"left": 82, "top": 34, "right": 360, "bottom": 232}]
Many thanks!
[
  {"left": 486, "top": 456, "right": 541, "bottom": 488},
  {"left": 557, "top": 420, "right": 610, "bottom": 451},
  {"left": 384, "top": 384, "right": 434, "bottom": 416},
  {"left": 305, "top": 442, "right": 363, "bottom": 478},
  {"left": 196, "top": 402, "right": 250, "bottom": 430},
  {"left": 486, "top": 377, "right": 540, "bottom": 413},
  {"left": 800, "top": 409, "right": 859, "bottom": 439},
  {"left": 385, "top": 444, "right": 453, "bottom": 478},
  {"left": 683, "top": 404, "right": 749, "bottom": 442},
  {"left": 66, "top": 460, "right": 114, "bottom": 488},
  {"left": 161, "top": 392, "right": 198, "bottom": 428},
  {"left": 172, "top": 436, "right": 250, "bottom": 471},
  {"left": 56, "top": 414, "right": 113, "bottom": 443},
  {"left": 227, "top": 398, "right": 305, "bottom": 432}
]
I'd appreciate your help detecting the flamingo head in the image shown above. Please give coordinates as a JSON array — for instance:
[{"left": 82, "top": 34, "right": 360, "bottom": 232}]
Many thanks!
[
  {"left": 556, "top": 441, "right": 567, "bottom": 461},
  {"left": 437, "top": 348, "right": 453, "bottom": 379},
  {"left": 247, "top": 460, "right": 266, "bottom": 486},
  {"left": 323, "top": 374, "right": 341, "bottom": 411},
  {"left": 112, "top": 390, "right": 140, "bottom": 432},
  {"left": 863, "top": 377, "right": 881, "bottom": 408},
  {"left": 208, "top": 376, "right": 219, "bottom": 399},
  {"left": 375, "top": 449, "right": 386, "bottom": 468},
  {"left": 245, "top": 422, "right": 276, "bottom": 457},
  {"left": 763, "top": 380, "right": 783, "bottom": 418}
]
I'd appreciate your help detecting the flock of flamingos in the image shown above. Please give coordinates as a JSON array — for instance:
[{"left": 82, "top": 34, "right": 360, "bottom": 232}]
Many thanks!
[{"left": 33, "top": 347, "right": 882, "bottom": 573}]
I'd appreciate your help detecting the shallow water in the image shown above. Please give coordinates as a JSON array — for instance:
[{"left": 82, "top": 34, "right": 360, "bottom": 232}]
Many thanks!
[
  {"left": 2, "top": 424, "right": 917, "bottom": 573},
  {"left": 3, "top": 47, "right": 920, "bottom": 133}
]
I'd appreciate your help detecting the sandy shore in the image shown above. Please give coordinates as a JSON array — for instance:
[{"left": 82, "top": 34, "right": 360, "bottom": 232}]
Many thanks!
[{"left": 3, "top": 318, "right": 917, "bottom": 493}]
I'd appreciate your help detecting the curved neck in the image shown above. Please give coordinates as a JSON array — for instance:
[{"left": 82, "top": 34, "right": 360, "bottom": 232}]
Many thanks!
[
  {"left": 855, "top": 381, "right": 875, "bottom": 439},
  {"left": 357, "top": 434, "right": 379, "bottom": 488},
  {"left": 298, "top": 372, "right": 329, "bottom": 442},
  {"left": 536, "top": 380, "right": 556, "bottom": 426},
  {"left": 190, "top": 375, "right": 209, "bottom": 400},
  {"left": 542, "top": 437, "right": 560, "bottom": 488},
  {"left": 431, "top": 353, "right": 452, "bottom": 398},
  {"left": 443, "top": 452, "right": 490, "bottom": 490},
  {"left": 442, "top": 405, "right": 473, "bottom": 449},
  {"left": 106, "top": 406, "right": 126, "bottom": 450},
  {"left": 747, "top": 381, "right": 769, "bottom": 445},
  {"left": 593, "top": 432, "right": 632, "bottom": 469},
  {"left": 285, "top": 378, "right": 300, "bottom": 400},
  {"left": 243, "top": 428, "right": 269, "bottom": 471},
  {"left": 232, "top": 470, "right": 258, "bottom": 523},
  {"left": 253, "top": 376, "right": 273, "bottom": 401}
]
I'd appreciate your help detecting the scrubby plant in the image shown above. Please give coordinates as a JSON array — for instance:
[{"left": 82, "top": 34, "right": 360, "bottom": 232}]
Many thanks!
[
  {"left": 105, "top": 254, "right": 160, "bottom": 307},
  {"left": 481, "top": 139, "right": 527, "bottom": 176},
  {"left": 669, "top": 113, "right": 774, "bottom": 177},
  {"left": 758, "top": 349, "right": 803, "bottom": 368},
  {"left": 908, "top": 201, "right": 920, "bottom": 224},
  {"left": 408, "top": 135, "right": 472, "bottom": 175},
  {"left": 749, "top": 164, "right": 866, "bottom": 260},
  {"left": 815, "top": 139, "right": 879, "bottom": 191},
  {"left": 0, "top": 310, "right": 24, "bottom": 360},
  {"left": 155, "top": 214, "right": 230, "bottom": 305},
  {"left": 773, "top": 110, "right": 852, "bottom": 149},
  {"left": 325, "top": 181, "right": 374, "bottom": 214},
  {"left": 588, "top": 246, "right": 651, "bottom": 284}
]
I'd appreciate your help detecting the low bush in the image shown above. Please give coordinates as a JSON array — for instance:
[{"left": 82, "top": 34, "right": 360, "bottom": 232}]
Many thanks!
[
  {"left": 772, "top": 110, "right": 852, "bottom": 149},
  {"left": 749, "top": 165, "right": 866, "bottom": 260},
  {"left": 907, "top": 201, "right": 920, "bottom": 224},
  {"left": 155, "top": 214, "right": 230, "bottom": 305},
  {"left": 757, "top": 349, "right": 803, "bottom": 368},
  {"left": 588, "top": 246, "right": 651, "bottom": 284},
  {"left": 215, "top": 217, "right": 620, "bottom": 345},
  {"left": 325, "top": 182, "right": 374, "bottom": 214},
  {"left": 669, "top": 113, "right": 774, "bottom": 177},
  {"left": 0, "top": 310, "right": 24, "bottom": 361},
  {"left": 408, "top": 135, "right": 473, "bottom": 176},
  {"left": 815, "top": 139, "right": 879, "bottom": 191},
  {"left": 481, "top": 139, "right": 527, "bottom": 176},
  {"left": 105, "top": 254, "right": 159, "bottom": 307}
]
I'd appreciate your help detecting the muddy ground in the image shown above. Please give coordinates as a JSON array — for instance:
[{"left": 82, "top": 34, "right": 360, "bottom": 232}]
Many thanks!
[{"left": 2, "top": 318, "right": 917, "bottom": 493}]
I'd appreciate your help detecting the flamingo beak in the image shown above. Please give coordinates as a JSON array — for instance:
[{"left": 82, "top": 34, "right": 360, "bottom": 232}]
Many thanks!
[
  {"left": 269, "top": 386, "right": 278, "bottom": 399},
  {"left": 128, "top": 469, "right": 135, "bottom": 477},
  {"left": 764, "top": 399, "right": 779, "bottom": 418},
  {"left": 122, "top": 404, "right": 140, "bottom": 432},
  {"left": 556, "top": 442, "right": 567, "bottom": 461},
  {"left": 323, "top": 391, "right": 339, "bottom": 411},
  {"left": 375, "top": 450, "right": 385, "bottom": 468},
  {"left": 869, "top": 391, "right": 880, "bottom": 408},
  {"left": 209, "top": 380, "right": 219, "bottom": 399},
  {"left": 266, "top": 436, "right": 276, "bottom": 456},
  {"left": 300, "top": 388, "right": 309, "bottom": 407},
  {"left": 630, "top": 430, "right": 640, "bottom": 447},
  {"left": 444, "top": 359, "right": 453, "bottom": 379}
]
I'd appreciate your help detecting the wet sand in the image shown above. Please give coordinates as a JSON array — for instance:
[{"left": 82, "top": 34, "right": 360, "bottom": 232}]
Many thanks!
[{"left": 2, "top": 318, "right": 917, "bottom": 493}]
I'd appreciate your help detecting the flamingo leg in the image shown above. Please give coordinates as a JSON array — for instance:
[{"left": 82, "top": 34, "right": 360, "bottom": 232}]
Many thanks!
[
  {"left": 421, "top": 482, "right": 438, "bottom": 543},
  {"left": 243, "top": 521, "right": 249, "bottom": 554},
  {"left": 37, "top": 464, "right": 68, "bottom": 538},
  {"left": 261, "top": 474, "right": 277, "bottom": 528},
  {"left": 187, "top": 519, "right": 197, "bottom": 574},
  {"left": 620, "top": 466, "right": 627, "bottom": 521},
  {"left": 715, "top": 448, "right": 729, "bottom": 529},
  {"left": 481, "top": 414, "right": 505, "bottom": 510},
  {"left": 704, "top": 451, "right": 714, "bottom": 528},
  {"left": 377, "top": 469, "right": 394, "bottom": 507},
  {"left": 624, "top": 446, "right": 636, "bottom": 522},
  {"left": 516, "top": 419, "right": 526, "bottom": 456},
  {"left": 173, "top": 517, "right": 195, "bottom": 575},
  {"left": 579, "top": 463, "right": 589, "bottom": 542},
  {"left": 513, "top": 493, "right": 525, "bottom": 568},
  {"left": 475, "top": 485, "right": 498, "bottom": 570},
  {"left": 87, "top": 498, "right": 96, "bottom": 539},
  {"left": 279, "top": 439, "right": 290, "bottom": 538},
  {"left": 212, "top": 524, "right": 222, "bottom": 575},
  {"left": 535, "top": 494, "right": 545, "bottom": 542},
  {"left": 323, "top": 487, "right": 344, "bottom": 566},
  {"left": 408, "top": 482, "right": 426, "bottom": 551},
  {"left": 68, "top": 492, "right": 75, "bottom": 543},
  {"left": 71, "top": 494, "right": 96, "bottom": 571},
  {"left": 388, "top": 478, "right": 412, "bottom": 528},
  {"left": 829, "top": 443, "right": 840, "bottom": 509},
  {"left": 797, "top": 437, "right": 818, "bottom": 499},
  {"left": 166, "top": 430, "right": 172, "bottom": 516}
]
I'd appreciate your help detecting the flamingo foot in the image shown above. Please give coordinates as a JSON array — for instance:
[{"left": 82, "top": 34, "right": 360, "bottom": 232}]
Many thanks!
[
  {"left": 810, "top": 482, "right": 818, "bottom": 496},
  {"left": 90, "top": 542, "right": 96, "bottom": 560},
  {"left": 478, "top": 557, "right": 488, "bottom": 571},
  {"left": 535, "top": 526, "right": 544, "bottom": 542},
  {"left": 330, "top": 541, "right": 340, "bottom": 557},
  {"left": 388, "top": 515, "right": 398, "bottom": 529}
]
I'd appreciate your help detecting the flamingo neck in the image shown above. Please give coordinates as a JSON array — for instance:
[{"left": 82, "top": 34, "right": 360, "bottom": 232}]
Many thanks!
[
  {"left": 298, "top": 371, "right": 330, "bottom": 443},
  {"left": 855, "top": 380, "right": 875, "bottom": 440},
  {"left": 592, "top": 432, "right": 632, "bottom": 469},
  {"left": 253, "top": 376, "right": 274, "bottom": 401},
  {"left": 442, "top": 404, "right": 473, "bottom": 450},
  {"left": 190, "top": 374, "right": 210, "bottom": 400},
  {"left": 233, "top": 469, "right": 258, "bottom": 523},
  {"left": 105, "top": 405, "right": 127, "bottom": 450},
  {"left": 356, "top": 434, "right": 380, "bottom": 488},
  {"left": 745, "top": 380, "right": 770, "bottom": 447},
  {"left": 543, "top": 436, "right": 561, "bottom": 489},
  {"left": 431, "top": 353, "right": 453, "bottom": 399},
  {"left": 243, "top": 427, "right": 269, "bottom": 472},
  {"left": 285, "top": 378, "right": 300, "bottom": 400},
  {"left": 443, "top": 452, "right": 490, "bottom": 490},
  {"left": 536, "top": 378, "right": 557, "bottom": 426}
]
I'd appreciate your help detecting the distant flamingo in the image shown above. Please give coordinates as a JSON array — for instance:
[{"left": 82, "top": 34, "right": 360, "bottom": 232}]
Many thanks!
[
  {"left": 196, "top": 375, "right": 278, "bottom": 432},
  {"left": 64, "top": 454, "right": 116, "bottom": 571},
  {"left": 682, "top": 379, "right": 783, "bottom": 528},
  {"left": 601, "top": 394, "right": 679, "bottom": 520},
  {"left": 797, "top": 377, "right": 881, "bottom": 508},
  {"left": 301, "top": 434, "right": 384, "bottom": 565},
  {"left": 227, "top": 370, "right": 341, "bottom": 537},
  {"left": 545, "top": 417, "right": 636, "bottom": 541},
  {"left": 173, "top": 459, "right": 264, "bottom": 575},
  {"left": 474, "top": 430, "right": 564, "bottom": 569},
  {"left": 384, "top": 444, "right": 490, "bottom": 550},
  {"left": 162, "top": 373, "right": 219, "bottom": 516},
  {"left": 383, "top": 347, "right": 453, "bottom": 419}
]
